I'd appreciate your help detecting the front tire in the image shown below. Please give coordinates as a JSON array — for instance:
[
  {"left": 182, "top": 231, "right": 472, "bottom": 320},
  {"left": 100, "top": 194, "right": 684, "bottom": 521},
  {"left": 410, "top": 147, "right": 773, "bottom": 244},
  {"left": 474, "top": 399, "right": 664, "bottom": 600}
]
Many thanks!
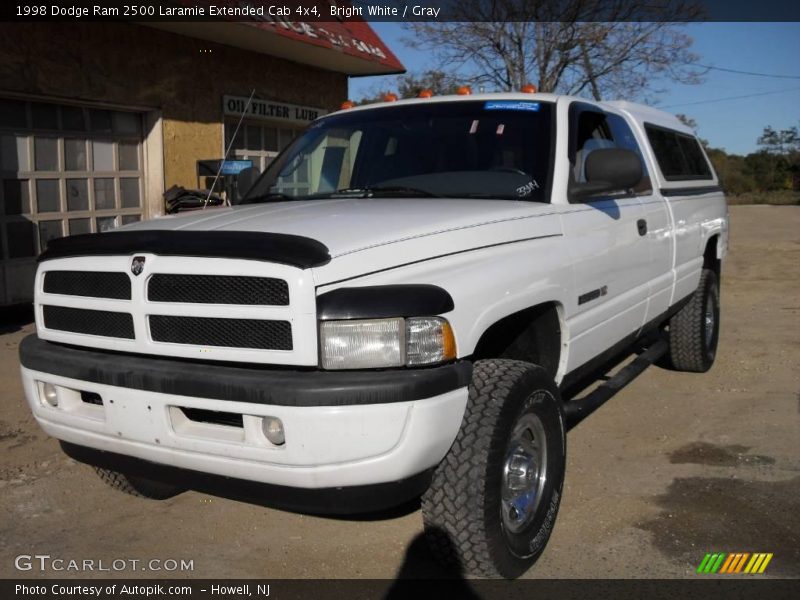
[
  {"left": 421, "top": 359, "right": 566, "bottom": 579},
  {"left": 666, "top": 268, "right": 720, "bottom": 372},
  {"left": 94, "top": 467, "right": 185, "bottom": 500}
]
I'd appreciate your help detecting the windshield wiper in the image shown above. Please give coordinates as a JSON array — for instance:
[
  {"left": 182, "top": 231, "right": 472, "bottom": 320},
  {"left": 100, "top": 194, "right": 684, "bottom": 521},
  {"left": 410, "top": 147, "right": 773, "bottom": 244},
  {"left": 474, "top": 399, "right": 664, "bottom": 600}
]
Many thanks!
[
  {"left": 330, "top": 186, "right": 440, "bottom": 198},
  {"left": 457, "top": 192, "right": 535, "bottom": 200},
  {"left": 244, "top": 185, "right": 441, "bottom": 203},
  {"left": 369, "top": 185, "right": 441, "bottom": 197},
  {"left": 241, "top": 192, "right": 296, "bottom": 204}
]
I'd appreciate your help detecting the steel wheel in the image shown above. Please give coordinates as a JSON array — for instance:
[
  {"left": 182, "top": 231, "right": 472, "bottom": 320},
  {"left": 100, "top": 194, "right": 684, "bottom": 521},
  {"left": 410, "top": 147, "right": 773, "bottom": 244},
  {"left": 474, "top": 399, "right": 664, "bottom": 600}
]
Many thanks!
[{"left": 501, "top": 411, "right": 548, "bottom": 536}]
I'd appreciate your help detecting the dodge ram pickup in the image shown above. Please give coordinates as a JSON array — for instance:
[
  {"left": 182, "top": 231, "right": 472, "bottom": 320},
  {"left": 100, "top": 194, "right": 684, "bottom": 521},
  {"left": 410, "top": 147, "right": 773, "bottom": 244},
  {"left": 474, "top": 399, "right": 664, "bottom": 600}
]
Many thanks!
[{"left": 19, "top": 93, "right": 728, "bottom": 578}]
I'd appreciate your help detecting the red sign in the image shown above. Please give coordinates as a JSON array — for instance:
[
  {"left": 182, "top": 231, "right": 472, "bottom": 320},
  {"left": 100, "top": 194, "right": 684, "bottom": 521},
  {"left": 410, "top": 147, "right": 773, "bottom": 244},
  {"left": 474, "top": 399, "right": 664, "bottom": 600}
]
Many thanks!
[{"left": 179, "top": 1, "right": 405, "bottom": 72}]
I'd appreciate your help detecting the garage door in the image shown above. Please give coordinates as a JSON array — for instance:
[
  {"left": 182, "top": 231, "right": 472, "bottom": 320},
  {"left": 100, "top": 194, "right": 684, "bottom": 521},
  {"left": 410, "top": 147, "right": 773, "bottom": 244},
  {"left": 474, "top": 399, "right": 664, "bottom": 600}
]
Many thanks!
[{"left": 0, "top": 97, "right": 145, "bottom": 305}]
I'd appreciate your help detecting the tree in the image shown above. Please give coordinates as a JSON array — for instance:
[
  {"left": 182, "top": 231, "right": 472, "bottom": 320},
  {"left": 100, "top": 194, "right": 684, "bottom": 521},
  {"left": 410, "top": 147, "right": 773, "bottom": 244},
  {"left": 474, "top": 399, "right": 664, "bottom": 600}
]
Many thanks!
[
  {"left": 676, "top": 114, "right": 697, "bottom": 130},
  {"left": 705, "top": 148, "right": 756, "bottom": 195},
  {"left": 396, "top": 70, "right": 461, "bottom": 98},
  {"left": 691, "top": 122, "right": 800, "bottom": 195},
  {"left": 757, "top": 125, "right": 800, "bottom": 156},
  {"left": 752, "top": 125, "right": 800, "bottom": 190},
  {"left": 403, "top": 0, "right": 705, "bottom": 101},
  {"left": 676, "top": 113, "right": 710, "bottom": 148}
]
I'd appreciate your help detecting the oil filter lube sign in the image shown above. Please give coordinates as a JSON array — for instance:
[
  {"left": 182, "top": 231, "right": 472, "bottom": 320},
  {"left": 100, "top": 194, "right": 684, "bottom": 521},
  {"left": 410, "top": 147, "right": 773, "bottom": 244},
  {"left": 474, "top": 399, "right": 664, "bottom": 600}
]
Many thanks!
[{"left": 224, "top": 96, "right": 327, "bottom": 125}]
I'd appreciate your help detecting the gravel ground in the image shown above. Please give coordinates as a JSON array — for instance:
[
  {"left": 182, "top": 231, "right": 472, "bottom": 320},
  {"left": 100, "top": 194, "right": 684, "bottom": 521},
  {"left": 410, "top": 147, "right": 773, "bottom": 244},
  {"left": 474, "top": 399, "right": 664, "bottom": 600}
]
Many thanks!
[{"left": 0, "top": 205, "right": 797, "bottom": 580}]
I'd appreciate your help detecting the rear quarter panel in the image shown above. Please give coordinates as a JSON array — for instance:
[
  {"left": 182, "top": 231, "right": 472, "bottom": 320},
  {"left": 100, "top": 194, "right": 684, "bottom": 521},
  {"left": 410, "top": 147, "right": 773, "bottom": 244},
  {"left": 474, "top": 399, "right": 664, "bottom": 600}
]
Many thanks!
[{"left": 614, "top": 104, "right": 729, "bottom": 305}]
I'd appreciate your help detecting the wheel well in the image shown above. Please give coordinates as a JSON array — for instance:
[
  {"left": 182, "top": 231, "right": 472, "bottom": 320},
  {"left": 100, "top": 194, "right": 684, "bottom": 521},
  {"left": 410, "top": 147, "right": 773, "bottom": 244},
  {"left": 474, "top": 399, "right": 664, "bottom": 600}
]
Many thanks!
[
  {"left": 471, "top": 303, "right": 562, "bottom": 379},
  {"left": 704, "top": 235, "right": 721, "bottom": 278}
]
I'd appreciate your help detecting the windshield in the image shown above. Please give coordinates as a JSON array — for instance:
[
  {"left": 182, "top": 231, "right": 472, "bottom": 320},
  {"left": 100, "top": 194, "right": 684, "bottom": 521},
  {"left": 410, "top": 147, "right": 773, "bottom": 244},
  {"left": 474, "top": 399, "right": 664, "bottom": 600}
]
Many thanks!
[{"left": 242, "top": 100, "right": 554, "bottom": 203}]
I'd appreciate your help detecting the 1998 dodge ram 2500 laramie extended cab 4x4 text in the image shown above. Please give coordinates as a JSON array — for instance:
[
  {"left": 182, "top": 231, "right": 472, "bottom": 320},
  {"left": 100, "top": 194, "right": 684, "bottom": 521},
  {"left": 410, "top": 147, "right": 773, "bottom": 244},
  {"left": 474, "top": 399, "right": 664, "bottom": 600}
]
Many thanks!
[{"left": 19, "top": 93, "right": 728, "bottom": 578}]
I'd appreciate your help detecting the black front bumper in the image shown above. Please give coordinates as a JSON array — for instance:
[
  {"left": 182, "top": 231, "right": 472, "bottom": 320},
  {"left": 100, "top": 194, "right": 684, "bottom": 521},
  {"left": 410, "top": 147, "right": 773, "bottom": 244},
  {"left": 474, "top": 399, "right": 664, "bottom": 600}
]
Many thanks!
[
  {"left": 19, "top": 334, "right": 472, "bottom": 407},
  {"left": 60, "top": 442, "right": 433, "bottom": 515}
]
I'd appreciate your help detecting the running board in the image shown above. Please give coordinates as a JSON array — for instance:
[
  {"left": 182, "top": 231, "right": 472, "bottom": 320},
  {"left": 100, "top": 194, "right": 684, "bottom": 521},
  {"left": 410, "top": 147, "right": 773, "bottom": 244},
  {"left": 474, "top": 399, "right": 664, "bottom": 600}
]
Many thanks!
[{"left": 563, "top": 338, "right": 668, "bottom": 427}]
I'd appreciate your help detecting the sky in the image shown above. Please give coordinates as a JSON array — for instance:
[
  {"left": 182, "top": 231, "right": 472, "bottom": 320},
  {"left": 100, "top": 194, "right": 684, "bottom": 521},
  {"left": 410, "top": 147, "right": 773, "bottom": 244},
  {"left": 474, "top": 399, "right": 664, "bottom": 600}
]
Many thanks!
[{"left": 349, "top": 22, "right": 800, "bottom": 155}]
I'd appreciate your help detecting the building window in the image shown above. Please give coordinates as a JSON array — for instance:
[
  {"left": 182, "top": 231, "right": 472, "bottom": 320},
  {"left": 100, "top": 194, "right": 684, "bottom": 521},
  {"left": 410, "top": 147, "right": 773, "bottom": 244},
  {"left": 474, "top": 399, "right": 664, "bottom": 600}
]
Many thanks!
[{"left": 224, "top": 121, "right": 299, "bottom": 173}]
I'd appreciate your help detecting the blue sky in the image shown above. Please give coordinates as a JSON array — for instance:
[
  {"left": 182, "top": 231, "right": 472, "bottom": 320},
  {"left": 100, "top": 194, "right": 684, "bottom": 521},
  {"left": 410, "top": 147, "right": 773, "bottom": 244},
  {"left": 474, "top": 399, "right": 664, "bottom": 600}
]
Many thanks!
[{"left": 349, "top": 22, "right": 800, "bottom": 155}]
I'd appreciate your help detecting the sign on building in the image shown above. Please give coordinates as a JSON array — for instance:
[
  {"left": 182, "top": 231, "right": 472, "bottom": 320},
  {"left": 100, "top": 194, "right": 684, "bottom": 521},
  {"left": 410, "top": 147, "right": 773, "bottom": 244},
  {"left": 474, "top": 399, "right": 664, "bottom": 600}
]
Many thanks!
[{"left": 223, "top": 95, "right": 326, "bottom": 125}]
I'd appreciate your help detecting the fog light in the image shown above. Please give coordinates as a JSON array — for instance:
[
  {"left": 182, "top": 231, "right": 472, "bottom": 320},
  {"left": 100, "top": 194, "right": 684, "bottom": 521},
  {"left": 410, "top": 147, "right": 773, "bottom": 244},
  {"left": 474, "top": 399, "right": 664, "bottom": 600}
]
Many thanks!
[
  {"left": 42, "top": 382, "right": 58, "bottom": 407},
  {"left": 263, "top": 417, "right": 285, "bottom": 445}
]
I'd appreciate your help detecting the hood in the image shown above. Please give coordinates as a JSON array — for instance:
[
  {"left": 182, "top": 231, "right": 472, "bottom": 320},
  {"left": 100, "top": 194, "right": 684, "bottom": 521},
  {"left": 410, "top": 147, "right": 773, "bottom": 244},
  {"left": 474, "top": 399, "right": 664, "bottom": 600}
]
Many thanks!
[{"left": 123, "top": 198, "right": 552, "bottom": 258}]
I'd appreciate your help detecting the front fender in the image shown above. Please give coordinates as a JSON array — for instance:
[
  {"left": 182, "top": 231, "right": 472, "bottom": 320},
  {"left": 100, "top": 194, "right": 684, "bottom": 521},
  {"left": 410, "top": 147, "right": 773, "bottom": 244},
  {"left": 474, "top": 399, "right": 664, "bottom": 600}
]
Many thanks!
[{"left": 314, "top": 234, "right": 572, "bottom": 371}]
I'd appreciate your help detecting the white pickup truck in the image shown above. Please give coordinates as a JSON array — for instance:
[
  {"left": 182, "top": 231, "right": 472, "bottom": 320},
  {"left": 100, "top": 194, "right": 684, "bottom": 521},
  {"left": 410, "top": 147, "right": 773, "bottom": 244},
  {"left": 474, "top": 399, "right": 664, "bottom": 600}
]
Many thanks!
[{"left": 19, "top": 93, "right": 728, "bottom": 578}]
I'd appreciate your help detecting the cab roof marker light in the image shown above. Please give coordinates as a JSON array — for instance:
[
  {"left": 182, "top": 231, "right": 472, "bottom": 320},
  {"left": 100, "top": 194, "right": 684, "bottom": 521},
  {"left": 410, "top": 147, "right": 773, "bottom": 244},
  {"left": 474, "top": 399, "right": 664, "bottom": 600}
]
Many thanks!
[
  {"left": 521, "top": 83, "right": 538, "bottom": 93},
  {"left": 418, "top": 89, "right": 434, "bottom": 98},
  {"left": 382, "top": 92, "right": 398, "bottom": 102},
  {"left": 340, "top": 100, "right": 355, "bottom": 110},
  {"left": 456, "top": 86, "right": 472, "bottom": 95}
]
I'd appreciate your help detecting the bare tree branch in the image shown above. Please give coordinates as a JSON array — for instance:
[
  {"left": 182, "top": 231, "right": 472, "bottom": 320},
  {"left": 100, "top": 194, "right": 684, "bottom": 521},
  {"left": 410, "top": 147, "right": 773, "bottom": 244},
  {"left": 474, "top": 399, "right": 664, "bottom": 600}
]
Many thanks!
[{"left": 402, "top": 0, "right": 706, "bottom": 101}]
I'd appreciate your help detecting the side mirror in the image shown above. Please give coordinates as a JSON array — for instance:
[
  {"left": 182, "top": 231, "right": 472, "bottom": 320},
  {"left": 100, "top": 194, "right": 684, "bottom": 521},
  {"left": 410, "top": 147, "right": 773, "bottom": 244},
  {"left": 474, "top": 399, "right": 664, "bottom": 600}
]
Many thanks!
[
  {"left": 569, "top": 148, "right": 642, "bottom": 202},
  {"left": 235, "top": 166, "right": 261, "bottom": 203}
]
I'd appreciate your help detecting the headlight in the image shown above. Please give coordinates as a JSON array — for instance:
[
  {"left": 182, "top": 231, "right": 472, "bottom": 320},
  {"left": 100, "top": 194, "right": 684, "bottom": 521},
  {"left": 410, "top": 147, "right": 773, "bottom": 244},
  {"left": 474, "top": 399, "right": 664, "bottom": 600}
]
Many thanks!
[{"left": 320, "top": 317, "right": 456, "bottom": 370}]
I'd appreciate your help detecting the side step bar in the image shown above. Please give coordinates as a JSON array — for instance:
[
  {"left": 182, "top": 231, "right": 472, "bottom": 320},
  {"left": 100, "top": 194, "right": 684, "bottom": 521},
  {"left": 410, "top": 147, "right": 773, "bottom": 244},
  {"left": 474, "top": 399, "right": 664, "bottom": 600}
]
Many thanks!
[{"left": 563, "top": 338, "right": 668, "bottom": 427}]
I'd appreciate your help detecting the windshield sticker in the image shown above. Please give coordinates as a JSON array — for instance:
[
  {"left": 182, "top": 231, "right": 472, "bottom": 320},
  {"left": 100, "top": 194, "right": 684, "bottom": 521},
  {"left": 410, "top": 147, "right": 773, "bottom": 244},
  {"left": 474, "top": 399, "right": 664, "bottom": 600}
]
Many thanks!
[
  {"left": 485, "top": 101, "right": 540, "bottom": 112},
  {"left": 517, "top": 179, "right": 540, "bottom": 197}
]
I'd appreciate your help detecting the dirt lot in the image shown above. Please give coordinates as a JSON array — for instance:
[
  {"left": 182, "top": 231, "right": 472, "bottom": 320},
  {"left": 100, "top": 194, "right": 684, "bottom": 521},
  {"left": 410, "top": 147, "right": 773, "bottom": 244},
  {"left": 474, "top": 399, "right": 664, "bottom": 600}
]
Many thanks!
[{"left": 1, "top": 205, "right": 798, "bottom": 580}]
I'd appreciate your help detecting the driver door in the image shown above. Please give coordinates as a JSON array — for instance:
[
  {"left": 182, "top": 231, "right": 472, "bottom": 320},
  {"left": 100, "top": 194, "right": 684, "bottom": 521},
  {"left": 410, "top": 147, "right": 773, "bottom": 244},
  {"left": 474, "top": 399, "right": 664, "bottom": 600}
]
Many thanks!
[{"left": 561, "top": 104, "right": 652, "bottom": 372}]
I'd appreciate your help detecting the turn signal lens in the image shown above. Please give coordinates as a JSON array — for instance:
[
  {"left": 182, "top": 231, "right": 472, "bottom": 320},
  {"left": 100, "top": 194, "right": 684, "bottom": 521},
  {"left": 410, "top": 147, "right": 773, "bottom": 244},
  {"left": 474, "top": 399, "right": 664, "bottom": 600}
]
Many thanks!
[{"left": 406, "top": 317, "right": 457, "bottom": 366}]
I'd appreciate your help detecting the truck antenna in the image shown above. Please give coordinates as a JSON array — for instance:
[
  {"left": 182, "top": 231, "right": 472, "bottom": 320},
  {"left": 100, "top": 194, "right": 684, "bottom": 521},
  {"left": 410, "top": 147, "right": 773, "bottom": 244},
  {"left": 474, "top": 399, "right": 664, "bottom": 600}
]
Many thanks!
[{"left": 203, "top": 88, "right": 256, "bottom": 209}]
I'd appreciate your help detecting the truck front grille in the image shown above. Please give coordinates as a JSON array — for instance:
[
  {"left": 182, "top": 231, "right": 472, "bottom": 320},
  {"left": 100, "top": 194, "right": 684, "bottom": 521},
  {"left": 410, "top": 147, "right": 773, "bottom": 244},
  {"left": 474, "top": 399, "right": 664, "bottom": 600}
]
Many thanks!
[
  {"left": 147, "top": 274, "right": 289, "bottom": 305},
  {"left": 43, "top": 271, "right": 131, "bottom": 300},
  {"left": 149, "top": 315, "right": 292, "bottom": 350},
  {"left": 43, "top": 305, "right": 135, "bottom": 339},
  {"left": 37, "top": 257, "right": 314, "bottom": 365}
]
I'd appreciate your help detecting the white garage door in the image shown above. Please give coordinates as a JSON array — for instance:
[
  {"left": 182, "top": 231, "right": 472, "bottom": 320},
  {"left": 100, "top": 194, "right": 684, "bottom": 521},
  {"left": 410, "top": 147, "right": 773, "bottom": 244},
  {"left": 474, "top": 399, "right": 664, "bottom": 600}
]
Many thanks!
[{"left": 0, "top": 97, "right": 145, "bottom": 305}]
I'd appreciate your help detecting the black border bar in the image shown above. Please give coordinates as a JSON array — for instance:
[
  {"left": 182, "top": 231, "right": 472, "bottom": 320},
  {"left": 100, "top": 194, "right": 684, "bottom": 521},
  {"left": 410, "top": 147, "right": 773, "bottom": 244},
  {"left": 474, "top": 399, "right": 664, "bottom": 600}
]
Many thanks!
[
  {"left": 2, "top": 1, "right": 800, "bottom": 22},
  {"left": 1, "top": 579, "right": 798, "bottom": 600}
]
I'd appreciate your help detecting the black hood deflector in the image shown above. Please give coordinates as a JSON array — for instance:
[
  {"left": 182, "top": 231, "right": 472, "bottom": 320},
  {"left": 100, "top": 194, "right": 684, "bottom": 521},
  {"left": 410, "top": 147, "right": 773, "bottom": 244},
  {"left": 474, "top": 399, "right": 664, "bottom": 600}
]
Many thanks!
[{"left": 38, "top": 230, "right": 331, "bottom": 269}]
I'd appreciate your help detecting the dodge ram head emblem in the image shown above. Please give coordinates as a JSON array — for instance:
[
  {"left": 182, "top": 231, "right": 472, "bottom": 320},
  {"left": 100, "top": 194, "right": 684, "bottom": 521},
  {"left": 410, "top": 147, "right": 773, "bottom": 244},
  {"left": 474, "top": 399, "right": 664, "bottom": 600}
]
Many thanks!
[{"left": 131, "top": 256, "right": 146, "bottom": 276}]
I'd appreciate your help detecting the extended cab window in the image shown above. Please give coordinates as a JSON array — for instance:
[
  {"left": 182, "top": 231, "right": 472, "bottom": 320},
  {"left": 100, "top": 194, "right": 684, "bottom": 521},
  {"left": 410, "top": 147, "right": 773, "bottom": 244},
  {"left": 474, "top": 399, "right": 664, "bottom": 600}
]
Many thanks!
[
  {"left": 569, "top": 105, "right": 651, "bottom": 195},
  {"left": 244, "top": 100, "right": 554, "bottom": 202},
  {"left": 644, "top": 123, "right": 712, "bottom": 181}
]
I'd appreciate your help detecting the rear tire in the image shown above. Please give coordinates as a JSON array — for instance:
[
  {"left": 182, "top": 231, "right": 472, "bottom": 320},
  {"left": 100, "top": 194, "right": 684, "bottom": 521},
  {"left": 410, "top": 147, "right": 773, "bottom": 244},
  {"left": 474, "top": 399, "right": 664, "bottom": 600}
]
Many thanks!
[
  {"left": 94, "top": 467, "right": 184, "bottom": 500},
  {"left": 666, "top": 268, "right": 720, "bottom": 372},
  {"left": 421, "top": 359, "right": 566, "bottom": 579}
]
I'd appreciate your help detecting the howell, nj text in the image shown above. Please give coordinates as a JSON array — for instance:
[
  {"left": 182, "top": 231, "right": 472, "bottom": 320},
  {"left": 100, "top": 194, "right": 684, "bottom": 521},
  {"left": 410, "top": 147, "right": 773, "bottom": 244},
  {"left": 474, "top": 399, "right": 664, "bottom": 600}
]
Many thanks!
[{"left": 211, "top": 584, "right": 271, "bottom": 596}]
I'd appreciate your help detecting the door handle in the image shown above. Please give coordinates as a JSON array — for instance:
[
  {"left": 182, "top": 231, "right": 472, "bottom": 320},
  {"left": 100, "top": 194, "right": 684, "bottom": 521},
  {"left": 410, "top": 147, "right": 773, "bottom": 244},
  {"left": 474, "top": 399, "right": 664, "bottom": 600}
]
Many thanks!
[{"left": 637, "top": 219, "right": 648, "bottom": 236}]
